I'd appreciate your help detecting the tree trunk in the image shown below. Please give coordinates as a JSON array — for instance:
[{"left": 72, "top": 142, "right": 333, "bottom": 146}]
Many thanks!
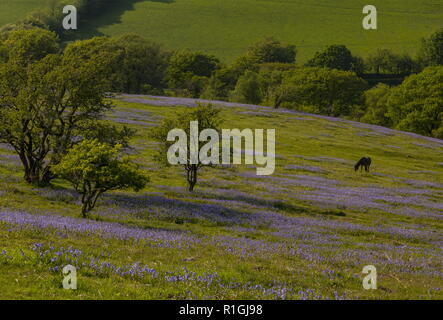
[{"left": 187, "top": 165, "right": 198, "bottom": 192}]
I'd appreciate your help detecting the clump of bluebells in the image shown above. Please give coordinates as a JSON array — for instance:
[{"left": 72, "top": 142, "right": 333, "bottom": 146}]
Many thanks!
[
  {"left": 32, "top": 243, "right": 83, "bottom": 272},
  {"left": 29, "top": 243, "right": 297, "bottom": 299},
  {"left": 31, "top": 243, "right": 159, "bottom": 280},
  {"left": 298, "top": 288, "right": 324, "bottom": 300}
]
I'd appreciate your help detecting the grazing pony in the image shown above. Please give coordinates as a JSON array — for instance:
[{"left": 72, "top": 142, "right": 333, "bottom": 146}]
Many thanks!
[{"left": 354, "top": 157, "right": 371, "bottom": 172}]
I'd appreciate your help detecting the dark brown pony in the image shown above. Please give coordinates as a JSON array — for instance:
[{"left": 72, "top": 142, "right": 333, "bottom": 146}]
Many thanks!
[{"left": 355, "top": 157, "right": 371, "bottom": 172}]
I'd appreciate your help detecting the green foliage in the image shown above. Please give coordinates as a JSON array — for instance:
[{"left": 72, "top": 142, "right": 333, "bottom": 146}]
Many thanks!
[
  {"left": 278, "top": 67, "right": 367, "bottom": 116},
  {"left": 306, "top": 45, "right": 362, "bottom": 73},
  {"left": 419, "top": 28, "right": 443, "bottom": 67},
  {"left": 387, "top": 66, "right": 443, "bottom": 137},
  {"left": 360, "top": 84, "right": 392, "bottom": 127},
  {"left": 246, "top": 37, "right": 296, "bottom": 64},
  {"left": 0, "top": 33, "right": 115, "bottom": 186},
  {"left": 230, "top": 71, "right": 263, "bottom": 104},
  {"left": 0, "top": 28, "right": 59, "bottom": 65},
  {"left": 365, "top": 49, "right": 417, "bottom": 75},
  {"left": 166, "top": 50, "right": 220, "bottom": 98},
  {"left": 108, "top": 34, "right": 168, "bottom": 94},
  {"left": 53, "top": 139, "right": 148, "bottom": 216},
  {"left": 150, "top": 104, "right": 222, "bottom": 191},
  {"left": 80, "top": 120, "right": 137, "bottom": 149}
]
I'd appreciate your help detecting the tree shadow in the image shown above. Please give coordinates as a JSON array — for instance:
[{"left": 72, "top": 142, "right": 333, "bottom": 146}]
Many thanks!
[
  {"left": 101, "top": 192, "right": 259, "bottom": 226},
  {"left": 67, "top": 0, "right": 175, "bottom": 40}
]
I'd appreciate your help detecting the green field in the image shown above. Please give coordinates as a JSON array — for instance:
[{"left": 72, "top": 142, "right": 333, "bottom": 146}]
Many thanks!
[
  {"left": 0, "top": 0, "right": 44, "bottom": 27},
  {"left": 71, "top": 0, "right": 443, "bottom": 62},
  {"left": 0, "top": 96, "right": 442, "bottom": 299}
]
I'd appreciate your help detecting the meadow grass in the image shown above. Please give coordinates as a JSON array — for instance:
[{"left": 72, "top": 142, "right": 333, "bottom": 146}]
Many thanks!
[
  {"left": 0, "top": 97, "right": 442, "bottom": 299},
  {"left": 71, "top": 0, "right": 443, "bottom": 62}
]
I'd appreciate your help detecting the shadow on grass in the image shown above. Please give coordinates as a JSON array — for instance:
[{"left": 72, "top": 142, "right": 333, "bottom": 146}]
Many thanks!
[
  {"left": 101, "top": 192, "right": 257, "bottom": 226},
  {"left": 66, "top": 0, "right": 175, "bottom": 40}
]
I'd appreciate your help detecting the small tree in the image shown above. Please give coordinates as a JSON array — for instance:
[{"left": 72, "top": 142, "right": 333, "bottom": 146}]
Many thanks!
[
  {"left": 278, "top": 67, "right": 367, "bottom": 116},
  {"left": 150, "top": 104, "right": 222, "bottom": 192},
  {"left": 247, "top": 37, "right": 296, "bottom": 64},
  {"left": 360, "top": 83, "right": 392, "bottom": 127},
  {"left": 387, "top": 66, "right": 443, "bottom": 137},
  {"left": 230, "top": 71, "right": 263, "bottom": 104},
  {"left": 364, "top": 49, "right": 417, "bottom": 75},
  {"left": 419, "top": 28, "right": 443, "bottom": 67},
  {"left": 306, "top": 45, "right": 354, "bottom": 71},
  {"left": 53, "top": 139, "right": 148, "bottom": 217},
  {"left": 166, "top": 50, "right": 220, "bottom": 97}
]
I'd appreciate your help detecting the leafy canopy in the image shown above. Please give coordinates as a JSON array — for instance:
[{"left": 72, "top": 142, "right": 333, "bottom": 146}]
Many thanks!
[
  {"left": 53, "top": 139, "right": 148, "bottom": 216},
  {"left": 387, "top": 66, "right": 443, "bottom": 137}
]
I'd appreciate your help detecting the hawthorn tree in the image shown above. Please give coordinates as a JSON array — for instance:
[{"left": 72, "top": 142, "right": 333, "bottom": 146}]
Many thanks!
[
  {"left": 53, "top": 139, "right": 148, "bottom": 217},
  {"left": 150, "top": 104, "right": 222, "bottom": 191},
  {"left": 0, "top": 31, "right": 126, "bottom": 186}
]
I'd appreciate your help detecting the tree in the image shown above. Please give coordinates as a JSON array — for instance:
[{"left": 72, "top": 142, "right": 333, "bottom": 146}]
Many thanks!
[
  {"left": 200, "top": 56, "right": 260, "bottom": 100},
  {"left": 150, "top": 105, "right": 222, "bottom": 191},
  {"left": 109, "top": 34, "right": 168, "bottom": 94},
  {"left": 306, "top": 45, "right": 354, "bottom": 71},
  {"left": 419, "top": 28, "right": 443, "bottom": 67},
  {"left": 53, "top": 139, "right": 148, "bottom": 217},
  {"left": 166, "top": 50, "right": 220, "bottom": 97},
  {"left": 278, "top": 67, "right": 367, "bottom": 116},
  {"left": 247, "top": 37, "right": 296, "bottom": 64},
  {"left": 0, "top": 28, "right": 59, "bottom": 65},
  {"left": 365, "top": 49, "right": 416, "bottom": 75},
  {"left": 230, "top": 71, "right": 263, "bottom": 104},
  {"left": 387, "top": 66, "right": 443, "bottom": 137},
  {"left": 0, "top": 36, "right": 117, "bottom": 186},
  {"left": 360, "top": 83, "right": 392, "bottom": 127},
  {"left": 365, "top": 49, "right": 398, "bottom": 74}
]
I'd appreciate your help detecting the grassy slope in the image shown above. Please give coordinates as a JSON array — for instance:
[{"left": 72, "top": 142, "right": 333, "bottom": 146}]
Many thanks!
[
  {"left": 0, "top": 0, "right": 44, "bottom": 27},
  {"left": 0, "top": 97, "right": 442, "bottom": 299},
  {"left": 74, "top": 0, "right": 443, "bottom": 62}
]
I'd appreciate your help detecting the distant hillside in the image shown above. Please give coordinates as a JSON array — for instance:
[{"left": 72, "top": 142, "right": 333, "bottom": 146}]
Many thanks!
[
  {"left": 69, "top": 0, "right": 443, "bottom": 62},
  {"left": 0, "top": 0, "right": 44, "bottom": 27}
]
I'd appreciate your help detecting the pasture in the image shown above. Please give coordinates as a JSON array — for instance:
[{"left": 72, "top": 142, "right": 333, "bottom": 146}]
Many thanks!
[
  {"left": 71, "top": 0, "right": 443, "bottom": 62},
  {"left": 0, "top": 96, "right": 442, "bottom": 299},
  {"left": 0, "top": 0, "right": 43, "bottom": 27}
]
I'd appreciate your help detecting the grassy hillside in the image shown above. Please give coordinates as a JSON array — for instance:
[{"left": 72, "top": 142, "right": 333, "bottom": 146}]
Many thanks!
[
  {"left": 0, "top": 96, "right": 442, "bottom": 299},
  {"left": 0, "top": 0, "right": 44, "bottom": 27},
  {"left": 73, "top": 0, "right": 443, "bottom": 62}
]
